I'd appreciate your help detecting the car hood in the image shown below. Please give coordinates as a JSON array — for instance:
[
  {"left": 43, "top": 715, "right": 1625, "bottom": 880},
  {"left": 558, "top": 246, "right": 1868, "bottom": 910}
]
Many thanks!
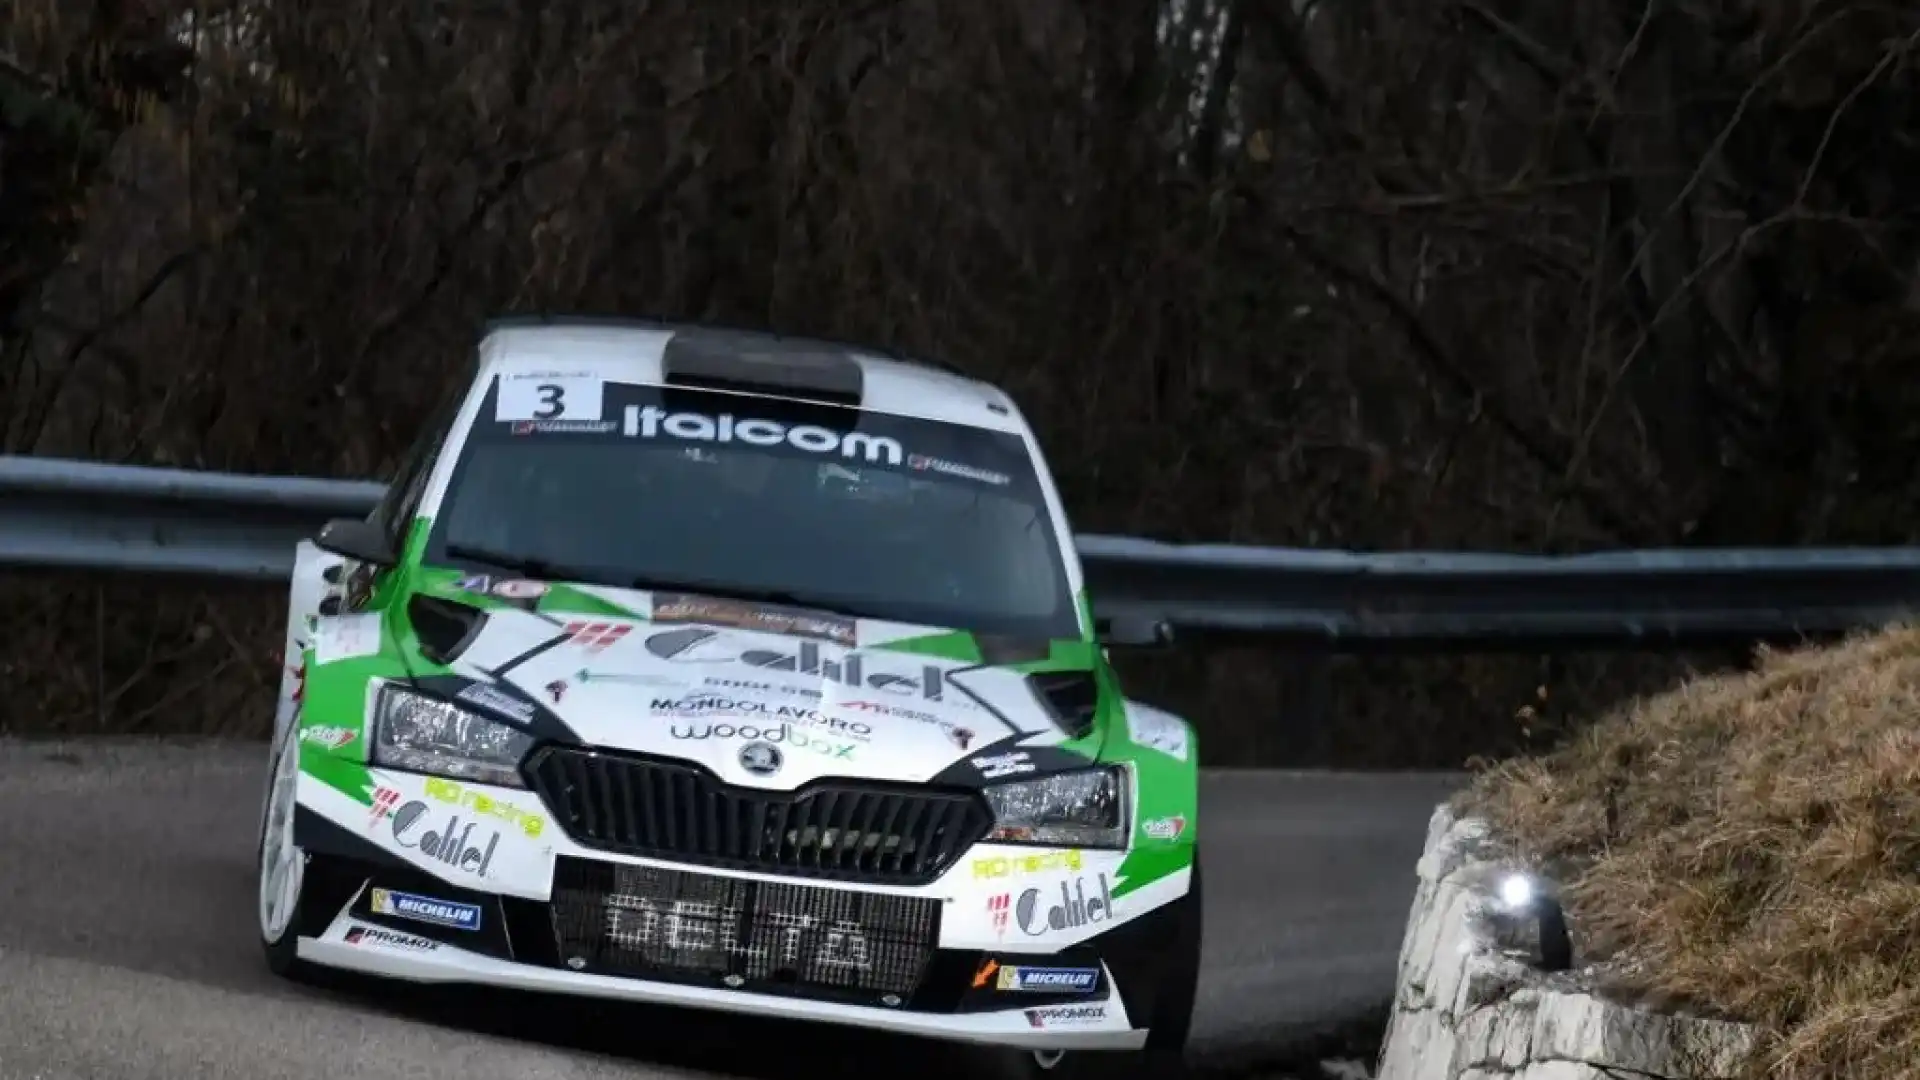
[{"left": 406, "top": 577, "right": 1098, "bottom": 790}]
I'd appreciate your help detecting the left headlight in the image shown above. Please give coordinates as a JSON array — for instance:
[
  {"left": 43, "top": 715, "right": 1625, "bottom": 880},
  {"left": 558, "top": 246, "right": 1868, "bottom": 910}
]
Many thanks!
[
  {"left": 372, "top": 684, "right": 533, "bottom": 789},
  {"left": 981, "top": 766, "right": 1128, "bottom": 849}
]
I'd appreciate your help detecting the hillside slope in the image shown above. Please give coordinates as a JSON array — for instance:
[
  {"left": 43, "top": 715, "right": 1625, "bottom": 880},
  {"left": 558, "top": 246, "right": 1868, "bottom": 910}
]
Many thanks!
[{"left": 1463, "top": 626, "right": 1920, "bottom": 1078}]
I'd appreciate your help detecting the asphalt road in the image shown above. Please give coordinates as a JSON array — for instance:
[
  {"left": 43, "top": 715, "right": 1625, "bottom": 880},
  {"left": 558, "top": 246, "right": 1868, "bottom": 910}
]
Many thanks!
[{"left": 0, "top": 739, "right": 1462, "bottom": 1080}]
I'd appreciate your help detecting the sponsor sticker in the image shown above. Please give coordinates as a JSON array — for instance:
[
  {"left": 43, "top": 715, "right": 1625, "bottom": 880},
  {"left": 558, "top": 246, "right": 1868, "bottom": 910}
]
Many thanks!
[
  {"left": 575, "top": 668, "right": 678, "bottom": 689},
  {"left": 839, "top": 700, "right": 974, "bottom": 749},
  {"left": 972, "top": 850, "right": 1084, "bottom": 879},
  {"left": 545, "top": 679, "right": 567, "bottom": 703},
  {"left": 623, "top": 405, "right": 904, "bottom": 467},
  {"left": 998, "top": 965, "right": 1100, "bottom": 993},
  {"left": 1126, "top": 707, "right": 1189, "bottom": 762},
  {"left": 1014, "top": 874, "right": 1115, "bottom": 937},
  {"left": 511, "top": 418, "right": 615, "bottom": 435},
  {"left": 563, "top": 621, "right": 631, "bottom": 652},
  {"left": 1142, "top": 815, "right": 1187, "bottom": 841},
  {"left": 972, "top": 751, "right": 1033, "bottom": 779},
  {"left": 299, "top": 725, "right": 358, "bottom": 751},
  {"left": 456, "top": 682, "right": 536, "bottom": 724},
  {"left": 643, "top": 628, "right": 959, "bottom": 705},
  {"left": 1024, "top": 1004, "right": 1108, "bottom": 1029},
  {"left": 670, "top": 721, "right": 855, "bottom": 761},
  {"left": 651, "top": 695, "right": 873, "bottom": 739},
  {"left": 652, "top": 593, "right": 855, "bottom": 646},
  {"left": 344, "top": 923, "right": 439, "bottom": 952},
  {"left": 314, "top": 612, "right": 382, "bottom": 665},
  {"left": 907, "top": 453, "right": 1010, "bottom": 486},
  {"left": 368, "top": 784, "right": 402, "bottom": 827},
  {"left": 389, "top": 800, "right": 505, "bottom": 879},
  {"left": 370, "top": 887, "right": 483, "bottom": 932},
  {"left": 987, "top": 893, "right": 1011, "bottom": 937},
  {"left": 495, "top": 371, "right": 604, "bottom": 425},
  {"left": 454, "top": 574, "right": 492, "bottom": 593},
  {"left": 705, "top": 677, "right": 820, "bottom": 699},
  {"left": 490, "top": 579, "right": 549, "bottom": 599},
  {"left": 423, "top": 776, "right": 546, "bottom": 838}
]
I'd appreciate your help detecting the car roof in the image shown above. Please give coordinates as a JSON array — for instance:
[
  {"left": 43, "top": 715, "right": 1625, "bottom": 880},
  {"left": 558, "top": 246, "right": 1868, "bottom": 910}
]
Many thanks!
[{"left": 475, "top": 317, "right": 1029, "bottom": 434}]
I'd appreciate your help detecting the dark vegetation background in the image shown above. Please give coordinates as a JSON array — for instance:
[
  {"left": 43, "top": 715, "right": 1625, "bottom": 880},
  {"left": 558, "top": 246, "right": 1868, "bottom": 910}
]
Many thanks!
[{"left": 5, "top": 0, "right": 1918, "bottom": 766}]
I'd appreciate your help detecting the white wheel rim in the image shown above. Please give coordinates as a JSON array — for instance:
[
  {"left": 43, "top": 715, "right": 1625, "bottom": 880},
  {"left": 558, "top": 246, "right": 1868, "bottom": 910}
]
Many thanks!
[
  {"left": 258, "top": 736, "right": 304, "bottom": 942},
  {"left": 1031, "top": 1050, "right": 1066, "bottom": 1070}
]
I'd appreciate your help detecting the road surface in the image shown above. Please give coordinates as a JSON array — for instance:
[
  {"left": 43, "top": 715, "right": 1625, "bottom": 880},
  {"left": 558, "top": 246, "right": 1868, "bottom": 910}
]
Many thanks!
[{"left": 0, "top": 739, "right": 1462, "bottom": 1079}]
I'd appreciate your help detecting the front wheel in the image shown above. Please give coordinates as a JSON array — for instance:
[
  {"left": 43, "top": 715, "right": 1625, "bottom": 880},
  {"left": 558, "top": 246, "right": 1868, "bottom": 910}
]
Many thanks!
[
  {"left": 1017, "top": 852, "right": 1203, "bottom": 1080},
  {"left": 258, "top": 733, "right": 318, "bottom": 979}
]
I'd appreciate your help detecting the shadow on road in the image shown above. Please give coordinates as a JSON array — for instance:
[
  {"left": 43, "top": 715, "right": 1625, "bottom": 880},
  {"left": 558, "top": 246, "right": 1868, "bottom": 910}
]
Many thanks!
[{"left": 310, "top": 971, "right": 1030, "bottom": 1079}]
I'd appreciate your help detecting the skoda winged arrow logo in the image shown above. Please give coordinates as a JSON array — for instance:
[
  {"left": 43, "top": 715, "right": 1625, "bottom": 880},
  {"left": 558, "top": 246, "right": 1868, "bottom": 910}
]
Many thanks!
[{"left": 738, "top": 741, "right": 783, "bottom": 776}]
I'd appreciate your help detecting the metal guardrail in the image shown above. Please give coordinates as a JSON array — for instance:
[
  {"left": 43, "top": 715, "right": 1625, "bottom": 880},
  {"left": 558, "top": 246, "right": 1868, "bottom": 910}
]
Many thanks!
[
  {"left": 0, "top": 456, "right": 381, "bottom": 580},
  {"left": 5, "top": 454, "right": 1920, "bottom": 648}
]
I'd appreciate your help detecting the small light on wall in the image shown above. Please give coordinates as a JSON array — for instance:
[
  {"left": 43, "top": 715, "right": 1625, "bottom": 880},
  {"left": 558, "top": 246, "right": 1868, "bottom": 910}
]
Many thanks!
[{"left": 1485, "top": 870, "right": 1574, "bottom": 973}]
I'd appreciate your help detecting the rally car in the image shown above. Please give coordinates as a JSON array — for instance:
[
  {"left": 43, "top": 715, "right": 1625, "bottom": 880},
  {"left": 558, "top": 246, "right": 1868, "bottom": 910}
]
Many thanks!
[{"left": 256, "top": 317, "right": 1201, "bottom": 1077}]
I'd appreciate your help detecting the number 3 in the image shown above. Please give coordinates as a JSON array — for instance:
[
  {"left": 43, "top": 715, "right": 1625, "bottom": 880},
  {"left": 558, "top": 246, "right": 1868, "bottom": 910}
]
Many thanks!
[{"left": 534, "top": 383, "right": 564, "bottom": 419}]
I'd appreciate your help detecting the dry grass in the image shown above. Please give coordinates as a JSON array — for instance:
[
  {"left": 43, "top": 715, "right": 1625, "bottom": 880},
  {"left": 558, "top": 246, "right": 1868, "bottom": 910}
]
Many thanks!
[{"left": 1462, "top": 626, "right": 1920, "bottom": 1078}]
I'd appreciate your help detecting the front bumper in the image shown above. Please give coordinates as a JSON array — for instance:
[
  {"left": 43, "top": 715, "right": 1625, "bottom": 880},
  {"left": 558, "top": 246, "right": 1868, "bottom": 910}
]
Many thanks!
[{"left": 289, "top": 764, "right": 1195, "bottom": 1050}]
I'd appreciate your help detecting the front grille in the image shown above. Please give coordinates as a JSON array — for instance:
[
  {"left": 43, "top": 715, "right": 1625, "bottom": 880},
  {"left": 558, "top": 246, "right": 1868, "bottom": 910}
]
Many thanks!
[
  {"left": 525, "top": 746, "right": 993, "bottom": 886},
  {"left": 551, "top": 857, "right": 940, "bottom": 998}
]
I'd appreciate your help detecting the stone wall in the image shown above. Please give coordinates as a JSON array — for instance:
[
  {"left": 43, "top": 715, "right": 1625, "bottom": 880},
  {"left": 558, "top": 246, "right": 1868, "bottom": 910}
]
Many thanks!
[{"left": 1374, "top": 805, "right": 1757, "bottom": 1080}]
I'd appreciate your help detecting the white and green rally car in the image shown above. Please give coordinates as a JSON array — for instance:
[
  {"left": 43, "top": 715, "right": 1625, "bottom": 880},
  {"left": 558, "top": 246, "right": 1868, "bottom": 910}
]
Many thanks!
[{"left": 256, "top": 318, "right": 1201, "bottom": 1076}]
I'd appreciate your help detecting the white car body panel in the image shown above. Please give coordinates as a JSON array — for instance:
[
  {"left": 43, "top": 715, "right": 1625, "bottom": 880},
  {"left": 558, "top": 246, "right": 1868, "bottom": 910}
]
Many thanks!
[{"left": 275, "top": 541, "right": 344, "bottom": 748}]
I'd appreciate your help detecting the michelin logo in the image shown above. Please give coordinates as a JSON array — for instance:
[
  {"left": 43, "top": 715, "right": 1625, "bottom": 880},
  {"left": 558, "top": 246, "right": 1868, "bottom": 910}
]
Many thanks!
[
  {"left": 999, "top": 965, "right": 1100, "bottom": 993},
  {"left": 370, "top": 887, "right": 482, "bottom": 932}
]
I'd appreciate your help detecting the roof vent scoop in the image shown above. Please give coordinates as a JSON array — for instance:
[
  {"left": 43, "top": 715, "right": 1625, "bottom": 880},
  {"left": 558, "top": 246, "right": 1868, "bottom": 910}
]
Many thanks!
[{"left": 661, "top": 330, "right": 864, "bottom": 407}]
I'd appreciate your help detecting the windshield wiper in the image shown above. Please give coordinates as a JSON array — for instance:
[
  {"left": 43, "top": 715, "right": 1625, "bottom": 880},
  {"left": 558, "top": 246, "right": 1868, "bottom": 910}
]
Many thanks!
[{"left": 444, "top": 543, "right": 599, "bottom": 585}]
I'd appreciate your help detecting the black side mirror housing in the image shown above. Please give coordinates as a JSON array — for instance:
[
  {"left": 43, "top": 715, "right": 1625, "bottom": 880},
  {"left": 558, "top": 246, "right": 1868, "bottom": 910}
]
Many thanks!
[
  {"left": 1095, "top": 614, "right": 1175, "bottom": 648},
  {"left": 315, "top": 518, "right": 398, "bottom": 567}
]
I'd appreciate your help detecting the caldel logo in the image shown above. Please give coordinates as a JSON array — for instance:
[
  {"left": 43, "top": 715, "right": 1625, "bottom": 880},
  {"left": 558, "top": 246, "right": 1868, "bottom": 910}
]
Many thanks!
[
  {"left": 1015, "top": 874, "right": 1115, "bottom": 936},
  {"left": 389, "top": 801, "right": 502, "bottom": 877},
  {"left": 644, "top": 627, "right": 955, "bottom": 703}
]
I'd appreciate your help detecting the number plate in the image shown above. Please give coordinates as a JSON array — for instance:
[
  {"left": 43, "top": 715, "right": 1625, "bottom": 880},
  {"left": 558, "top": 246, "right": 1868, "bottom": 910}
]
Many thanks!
[{"left": 550, "top": 858, "right": 940, "bottom": 998}]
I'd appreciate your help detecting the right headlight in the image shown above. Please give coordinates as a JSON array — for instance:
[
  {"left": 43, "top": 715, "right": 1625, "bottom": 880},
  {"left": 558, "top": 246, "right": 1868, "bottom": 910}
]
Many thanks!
[
  {"left": 371, "top": 684, "right": 533, "bottom": 789},
  {"left": 981, "top": 766, "right": 1129, "bottom": 849}
]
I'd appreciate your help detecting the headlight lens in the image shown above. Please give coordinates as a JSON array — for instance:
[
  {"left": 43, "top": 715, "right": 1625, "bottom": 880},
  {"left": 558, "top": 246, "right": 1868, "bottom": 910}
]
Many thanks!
[
  {"left": 372, "top": 684, "right": 533, "bottom": 788},
  {"left": 981, "top": 766, "right": 1128, "bottom": 848}
]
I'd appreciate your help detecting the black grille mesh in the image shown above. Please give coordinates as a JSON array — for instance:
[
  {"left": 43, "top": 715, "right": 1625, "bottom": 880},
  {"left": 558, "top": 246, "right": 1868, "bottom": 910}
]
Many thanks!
[
  {"left": 525, "top": 746, "right": 992, "bottom": 886},
  {"left": 550, "top": 858, "right": 940, "bottom": 997}
]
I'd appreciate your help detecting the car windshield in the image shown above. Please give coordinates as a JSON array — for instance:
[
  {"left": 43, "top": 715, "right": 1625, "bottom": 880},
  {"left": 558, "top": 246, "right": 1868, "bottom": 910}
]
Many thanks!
[{"left": 426, "top": 376, "right": 1081, "bottom": 640}]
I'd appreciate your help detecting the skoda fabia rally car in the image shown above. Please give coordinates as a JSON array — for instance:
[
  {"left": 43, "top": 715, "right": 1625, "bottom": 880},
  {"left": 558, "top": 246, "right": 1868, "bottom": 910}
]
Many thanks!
[{"left": 257, "top": 318, "right": 1200, "bottom": 1076}]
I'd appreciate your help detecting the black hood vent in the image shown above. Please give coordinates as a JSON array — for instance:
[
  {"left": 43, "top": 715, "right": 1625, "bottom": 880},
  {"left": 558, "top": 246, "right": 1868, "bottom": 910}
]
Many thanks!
[
  {"left": 1027, "top": 670, "right": 1101, "bottom": 740},
  {"left": 408, "top": 594, "right": 489, "bottom": 665}
]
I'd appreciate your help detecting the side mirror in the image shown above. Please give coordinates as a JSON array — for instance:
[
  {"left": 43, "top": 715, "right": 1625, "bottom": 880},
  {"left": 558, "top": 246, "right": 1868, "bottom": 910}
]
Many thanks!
[
  {"left": 315, "top": 518, "right": 398, "bottom": 567},
  {"left": 1095, "top": 614, "right": 1174, "bottom": 648}
]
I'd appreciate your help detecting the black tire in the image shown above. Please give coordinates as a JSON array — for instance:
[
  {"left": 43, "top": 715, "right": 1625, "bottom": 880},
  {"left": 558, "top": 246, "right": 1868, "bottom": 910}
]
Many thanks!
[
  {"left": 257, "top": 733, "right": 326, "bottom": 981},
  {"left": 1015, "top": 850, "right": 1203, "bottom": 1080}
]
